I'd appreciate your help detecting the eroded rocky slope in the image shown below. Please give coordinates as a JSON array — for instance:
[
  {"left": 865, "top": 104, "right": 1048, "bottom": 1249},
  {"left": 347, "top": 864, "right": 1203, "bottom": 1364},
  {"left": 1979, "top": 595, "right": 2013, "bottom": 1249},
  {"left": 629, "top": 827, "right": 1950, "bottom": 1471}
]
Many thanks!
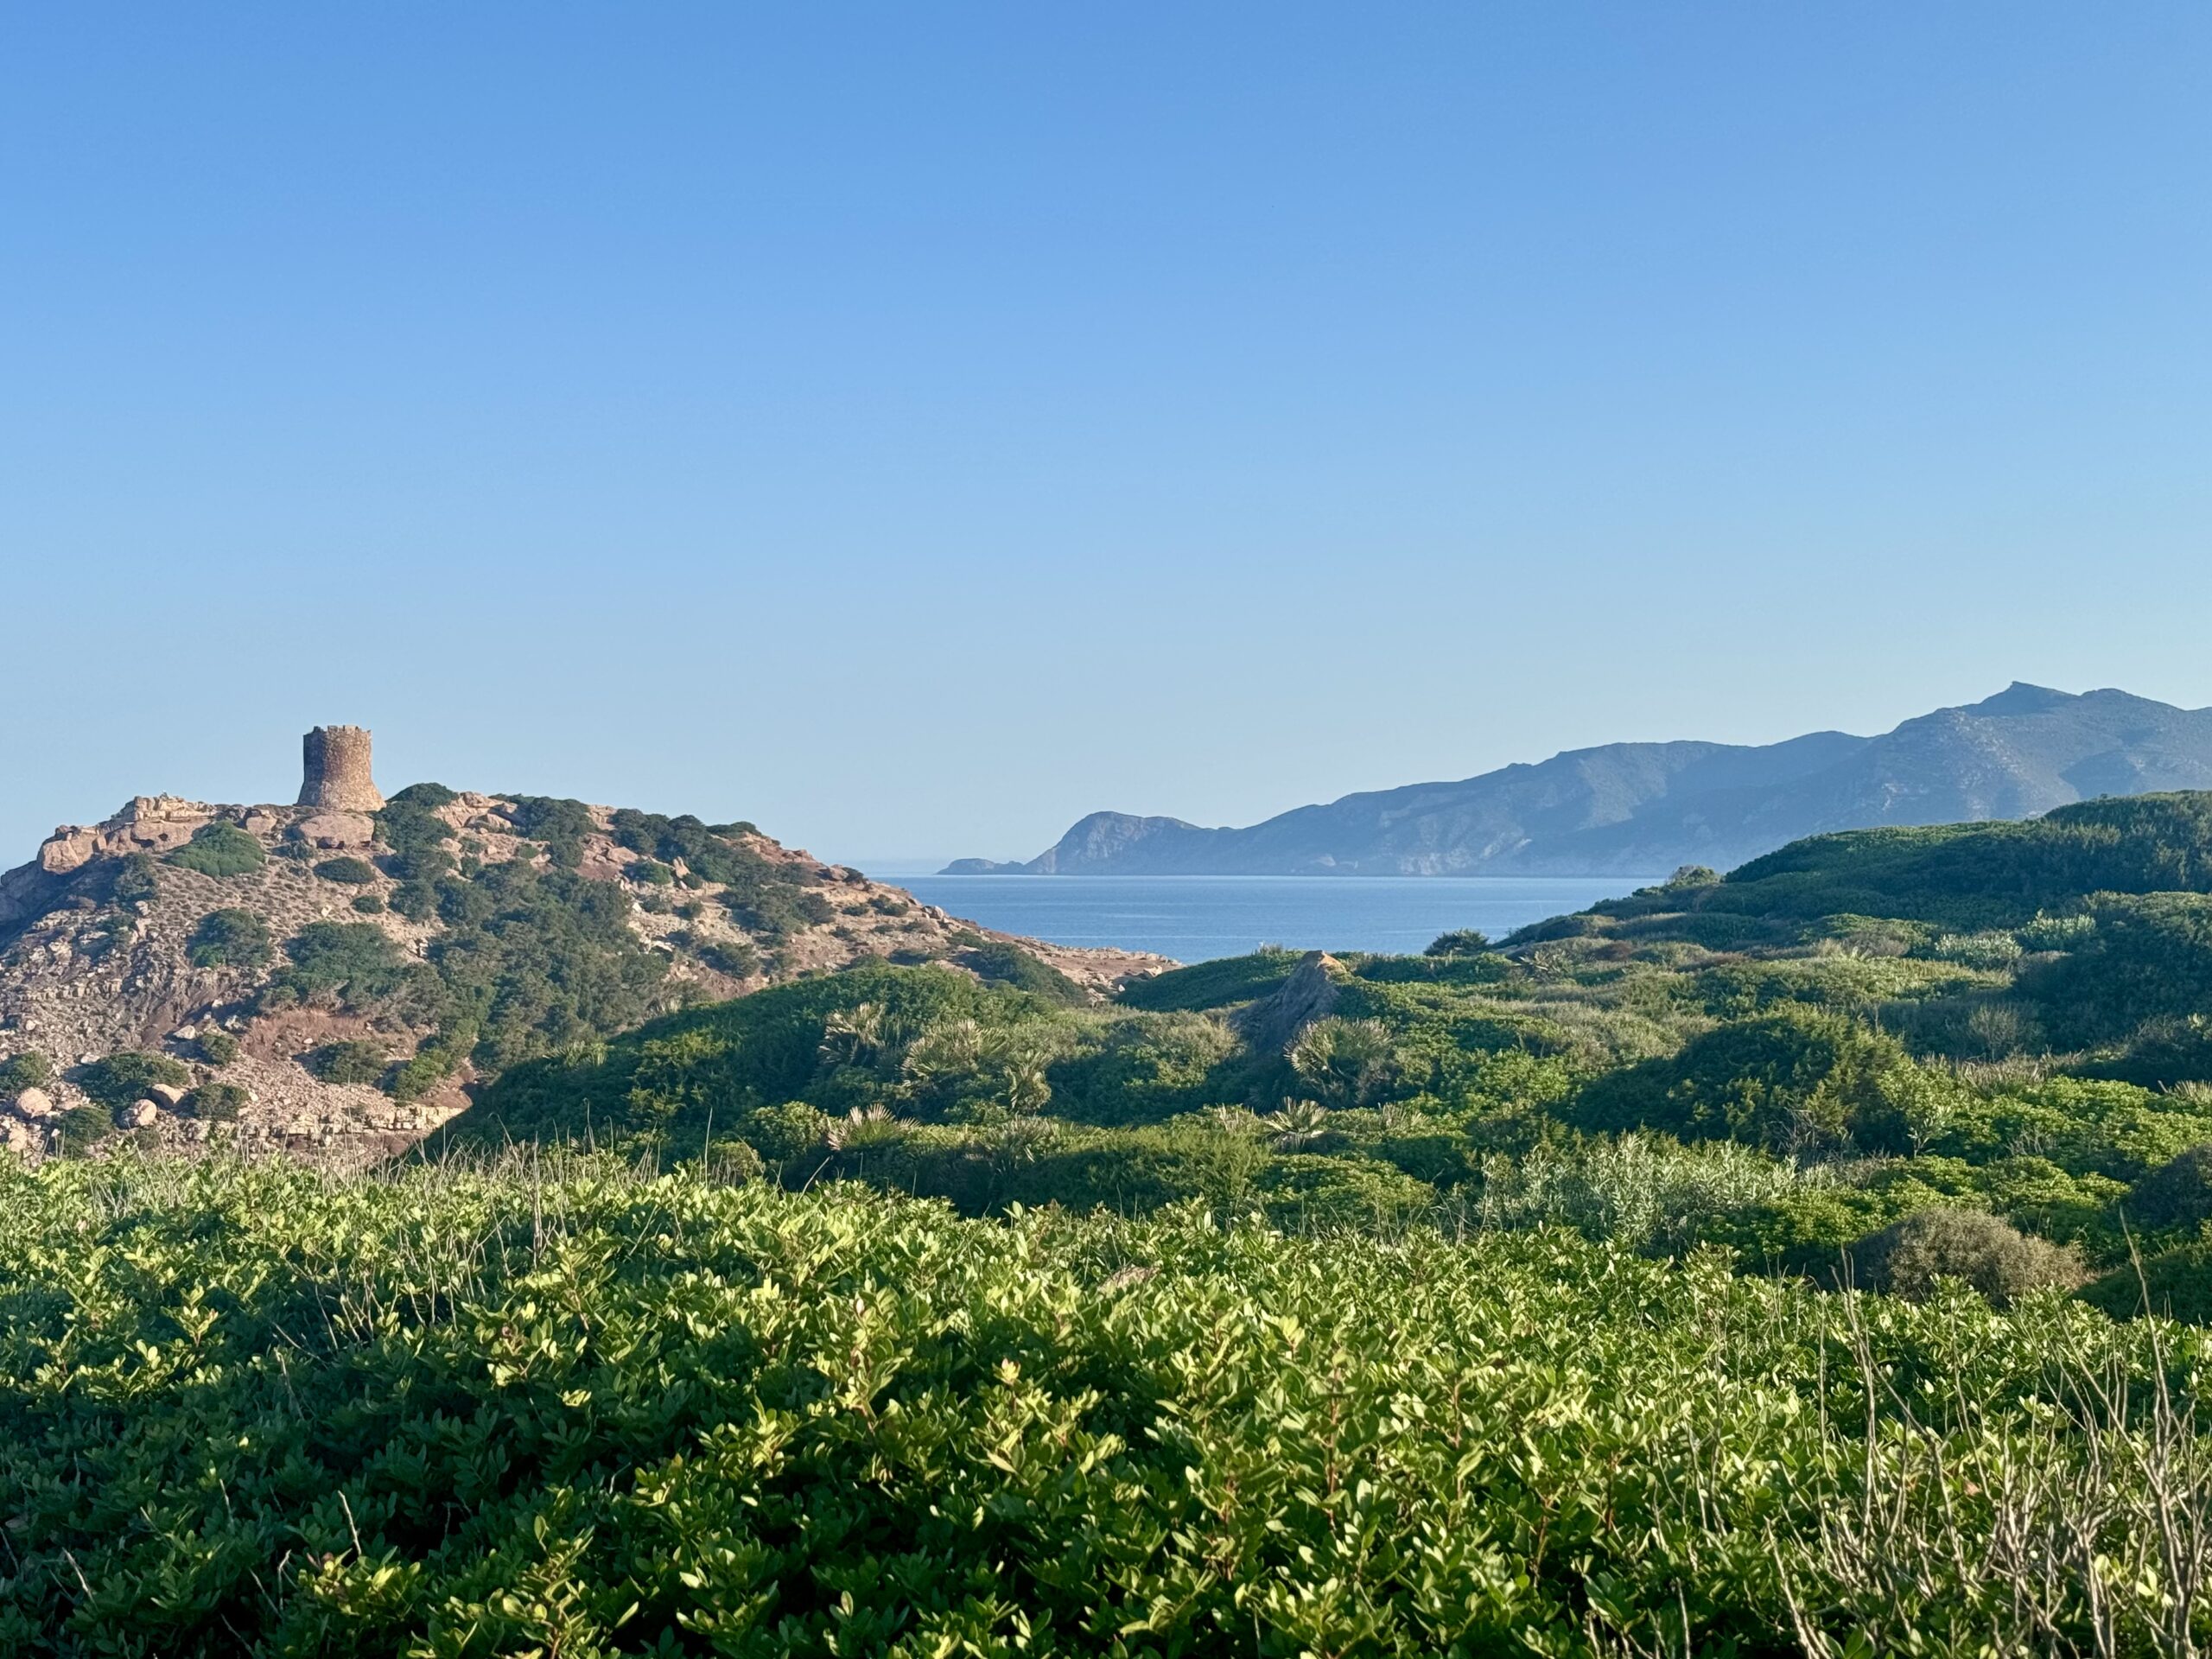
[{"left": 0, "top": 789, "right": 1165, "bottom": 1167}]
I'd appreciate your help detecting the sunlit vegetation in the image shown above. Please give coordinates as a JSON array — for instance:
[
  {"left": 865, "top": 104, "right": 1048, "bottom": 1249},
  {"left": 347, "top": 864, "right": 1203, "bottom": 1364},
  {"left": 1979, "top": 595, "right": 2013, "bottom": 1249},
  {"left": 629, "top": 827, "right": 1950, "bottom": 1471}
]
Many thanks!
[
  {"left": 457, "top": 793, "right": 2212, "bottom": 1311},
  {"left": 166, "top": 823, "right": 266, "bottom": 877},
  {"left": 188, "top": 906, "right": 271, "bottom": 969},
  {"left": 3, "top": 1154, "right": 2209, "bottom": 1654},
  {"left": 16, "top": 791, "right": 2212, "bottom": 1649},
  {"left": 73, "top": 1050, "right": 191, "bottom": 1109}
]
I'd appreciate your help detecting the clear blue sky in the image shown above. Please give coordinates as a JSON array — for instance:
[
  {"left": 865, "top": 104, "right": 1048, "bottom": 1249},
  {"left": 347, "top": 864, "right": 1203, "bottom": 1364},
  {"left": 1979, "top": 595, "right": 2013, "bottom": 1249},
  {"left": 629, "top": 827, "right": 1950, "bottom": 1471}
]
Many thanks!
[{"left": 3, "top": 3, "right": 2207, "bottom": 868}]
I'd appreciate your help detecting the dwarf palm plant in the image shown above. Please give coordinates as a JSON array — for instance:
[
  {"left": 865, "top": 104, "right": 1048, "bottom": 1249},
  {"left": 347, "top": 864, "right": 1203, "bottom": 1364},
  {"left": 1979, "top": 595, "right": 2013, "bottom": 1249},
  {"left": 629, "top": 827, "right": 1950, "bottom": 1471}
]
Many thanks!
[
  {"left": 1288, "top": 1017, "right": 1396, "bottom": 1109},
  {"left": 818, "top": 1001, "right": 887, "bottom": 1067},
  {"left": 1268, "top": 1096, "right": 1332, "bottom": 1150}
]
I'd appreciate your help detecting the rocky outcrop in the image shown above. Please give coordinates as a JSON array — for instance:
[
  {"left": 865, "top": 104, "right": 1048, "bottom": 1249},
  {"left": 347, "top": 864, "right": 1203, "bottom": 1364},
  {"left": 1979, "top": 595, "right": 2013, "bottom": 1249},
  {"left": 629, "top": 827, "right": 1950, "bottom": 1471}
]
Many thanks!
[
  {"left": 39, "top": 798, "right": 213, "bottom": 874},
  {"left": 1235, "top": 951, "right": 1344, "bottom": 1053},
  {"left": 0, "top": 771, "right": 1170, "bottom": 1169},
  {"left": 945, "top": 812, "right": 1221, "bottom": 877},
  {"left": 294, "top": 813, "right": 376, "bottom": 849}
]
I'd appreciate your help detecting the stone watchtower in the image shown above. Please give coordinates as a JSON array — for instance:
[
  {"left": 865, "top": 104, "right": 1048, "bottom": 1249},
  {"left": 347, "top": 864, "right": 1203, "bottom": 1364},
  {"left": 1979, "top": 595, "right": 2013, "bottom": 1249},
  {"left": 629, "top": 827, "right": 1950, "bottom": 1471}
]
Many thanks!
[{"left": 297, "top": 725, "right": 385, "bottom": 811}]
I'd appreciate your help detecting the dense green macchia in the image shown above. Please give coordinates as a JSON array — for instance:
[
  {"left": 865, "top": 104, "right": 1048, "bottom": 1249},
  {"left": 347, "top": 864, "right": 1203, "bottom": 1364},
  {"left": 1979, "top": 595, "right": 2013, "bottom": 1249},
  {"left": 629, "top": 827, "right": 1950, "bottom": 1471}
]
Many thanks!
[{"left": 3, "top": 1154, "right": 2208, "bottom": 1656}]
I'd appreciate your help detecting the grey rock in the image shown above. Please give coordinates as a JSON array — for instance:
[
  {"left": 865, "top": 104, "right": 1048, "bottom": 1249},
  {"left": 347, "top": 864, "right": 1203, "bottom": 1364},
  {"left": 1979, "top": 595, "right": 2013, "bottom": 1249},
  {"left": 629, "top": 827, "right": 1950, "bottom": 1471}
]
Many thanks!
[
  {"left": 296, "top": 812, "right": 377, "bottom": 849},
  {"left": 1235, "top": 951, "right": 1344, "bottom": 1053}
]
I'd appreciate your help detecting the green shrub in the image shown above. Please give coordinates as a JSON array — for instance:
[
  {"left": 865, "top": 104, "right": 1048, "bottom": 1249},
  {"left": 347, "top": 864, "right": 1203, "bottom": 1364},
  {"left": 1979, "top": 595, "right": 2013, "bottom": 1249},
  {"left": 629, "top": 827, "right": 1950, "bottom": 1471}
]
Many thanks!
[
  {"left": 0, "top": 1052, "right": 52, "bottom": 1093},
  {"left": 306, "top": 1040, "right": 387, "bottom": 1085},
  {"left": 423, "top": 859, "right": 671, "bottom": 1073},
  {"left": 741, "top": 1101, "right": 831, "bottom": 1162},
  {"left": 1048, "top": 1014, "right": 1238, "bottom": 1127},
  {"left": 1847, "top": 1207, "right": 2084, "bottom": 1306},
  {"left": 260, "top": 923, "right": 411, "bottom": 1012},
  {"left": 167, "top": 823, "right": 266, "bottom": 877},
  {"left": 504, "top": 795, "right": 599, "bottom": 866},
  {"left": 51, "top": 1104, "right": 109, "bottom": 1154},
  {"left": 110, "top": 853, "right": 162, "bottom": 905},
  {"left": 376, "top": 790, "right": 459, "bottom": 886},
  {"left": 2082, "top": 1015, "right": 2212, "bottom": 1090},
  {"left": 196, "top": 1030, "right": 239, "bottom": 1066},
  {"left": 386, "top": 1025, "right": 477, "bottom": 1104},
  {"left": 390, "top": 881, "right": 437, "bottom": 920},
  {"left": 184, "top": 1082, "right": 250, "bottom": 1122},
  {"left": 1812, "top": 913, "right": 1932, "bottom": 957},
  {"left": 963, "top": 940, "right": 1086, "bottom": 1005},
  {"left": 188, "top": 907, "right": 272, "bottom": 969},
  {"left": 1931, "top": 931, "right": 2024, "bottom": 969},
  {"left": 2080, "top": 1242, "right": 2212, "bottom": 1324},
  {"left": 1472, "top": 1133, "right": 1811, "bottom": 1255},
  {"left": 2018, "top": 911, "right": 2096, "bottom": 950},
  {"left": 1716, "top": 793, "right": 2212, "bottom": 927},
  {"left": 1288, "top": 1017, "right": 1399, "bottom": 1109},
  {"left": 1573, "top": 1006, "right": 1927, "bottom": 1155},
  {"left": 1425, "top": 928, "right": 1492, "bottom": 956},
  {"left": 2123, "top": 1141, "right": 2212, "bottom": 1230},
  {"left": 697, "top": 1137, "right": 765, "bottom": 1184},
  {"left": 1258, "top": 1152, "right": 1436, "bottom": 1228},
  {"left": 0, "top": 1159, "right": 2196, "bottom": 1650},
  {"left": 352, "top": 892, "right": 387, "bottom": 914},
  {"left": 695, "top": 939, "right": 760, "bottom": 979},
  {"left": 313, "top": 856, "right": 378, "bottom": 885},
  {"left": 2022, "top": 894, "right": 2212, "bottom": 1049},
  {"left": 75, "top": 1051, "right": 191, "bottom": 1109}
]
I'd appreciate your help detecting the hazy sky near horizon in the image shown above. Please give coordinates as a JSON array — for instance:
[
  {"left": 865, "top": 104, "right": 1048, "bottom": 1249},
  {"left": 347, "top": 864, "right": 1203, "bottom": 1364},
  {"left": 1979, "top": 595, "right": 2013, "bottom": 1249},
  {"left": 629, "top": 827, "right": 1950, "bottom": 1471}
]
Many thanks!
[{"left": 3, "top": 3, "right": 2209, "bottom": 866}]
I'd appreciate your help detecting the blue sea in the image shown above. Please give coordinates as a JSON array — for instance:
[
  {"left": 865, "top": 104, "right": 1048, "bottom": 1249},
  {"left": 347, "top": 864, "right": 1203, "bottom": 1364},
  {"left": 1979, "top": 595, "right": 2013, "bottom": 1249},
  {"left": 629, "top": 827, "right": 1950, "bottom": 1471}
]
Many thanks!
[{"left": 874, "top": 873, "right": 1662, "bottom": 963}]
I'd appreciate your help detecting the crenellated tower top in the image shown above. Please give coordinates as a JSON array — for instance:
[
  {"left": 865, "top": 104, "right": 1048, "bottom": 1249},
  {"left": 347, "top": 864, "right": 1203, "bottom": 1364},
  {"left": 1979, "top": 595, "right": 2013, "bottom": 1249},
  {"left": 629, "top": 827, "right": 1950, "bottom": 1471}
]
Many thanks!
[{"left": 298, "top": 725, "right": 384, "bottom": 812}]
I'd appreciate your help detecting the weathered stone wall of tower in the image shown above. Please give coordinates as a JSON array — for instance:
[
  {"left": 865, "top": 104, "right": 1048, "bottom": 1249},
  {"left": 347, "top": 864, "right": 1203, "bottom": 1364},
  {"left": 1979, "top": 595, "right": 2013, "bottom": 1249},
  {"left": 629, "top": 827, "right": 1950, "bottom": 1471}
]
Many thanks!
[{"left": 298, "top": 725, "right": 385, "bottom": 811}]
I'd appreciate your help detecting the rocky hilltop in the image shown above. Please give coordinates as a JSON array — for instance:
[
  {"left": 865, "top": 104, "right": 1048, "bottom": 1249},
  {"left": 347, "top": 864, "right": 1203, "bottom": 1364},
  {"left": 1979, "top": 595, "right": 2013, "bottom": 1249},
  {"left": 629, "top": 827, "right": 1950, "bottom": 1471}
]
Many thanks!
[
  {"left": 950, "top": 684, "right": 2212, "bottom": 878},
  {"left": 0, "top": 730, "right": 1166, "bottom": 1167}
]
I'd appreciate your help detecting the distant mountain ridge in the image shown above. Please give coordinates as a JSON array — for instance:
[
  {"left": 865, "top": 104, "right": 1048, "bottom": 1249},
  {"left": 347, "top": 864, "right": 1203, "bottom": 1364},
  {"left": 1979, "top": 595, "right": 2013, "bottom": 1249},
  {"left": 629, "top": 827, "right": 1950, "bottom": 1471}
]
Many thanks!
[{"left": 944, "top": 685, "right": 2212, "bottom": 878}]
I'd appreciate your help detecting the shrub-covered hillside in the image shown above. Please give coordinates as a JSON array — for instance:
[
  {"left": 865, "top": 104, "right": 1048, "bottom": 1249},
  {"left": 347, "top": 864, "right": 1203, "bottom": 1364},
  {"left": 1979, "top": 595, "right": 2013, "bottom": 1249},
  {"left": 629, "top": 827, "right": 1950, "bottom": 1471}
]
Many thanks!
[
  {"left": 458, "top": 797, "right": 2212, "bottom": 1318},
  {"left": 4, "top": 1154, "right": 2209, "bottom": 1656},
  {"left": 0, "top": 787, "right": 1157, "bottom": 1167},
  {"left": 1614, "top": 791, "right": 2212, "bottom": 931}
]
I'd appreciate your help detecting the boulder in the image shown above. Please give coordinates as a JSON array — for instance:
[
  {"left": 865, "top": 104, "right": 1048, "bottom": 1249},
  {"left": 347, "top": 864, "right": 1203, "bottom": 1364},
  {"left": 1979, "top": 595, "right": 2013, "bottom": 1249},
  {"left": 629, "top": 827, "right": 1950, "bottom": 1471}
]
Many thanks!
[
  {"left": 1235, "top": 951, "right": 1345, "bottom": 1053},
  {"left": 149, "top": 1083, "right": 188, "bottom": 1109},
  {"left": 115, "top": 798, "right": 213, "bottom": 853},
  {"left": 10, "top": 1086, "right": 56, "bottom": 1119},
  {"left": 38, "top": 827, "right": 100, "bottom": 874},
  {"left": 296, "top": 812, "right": 377, "bottom": 849},
  {"left": 118, "top": 1099, "right": 159, "bottom": 1129},
  {"left": 0, "top": 1118, "right": 36, "bottom": 1155}
]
